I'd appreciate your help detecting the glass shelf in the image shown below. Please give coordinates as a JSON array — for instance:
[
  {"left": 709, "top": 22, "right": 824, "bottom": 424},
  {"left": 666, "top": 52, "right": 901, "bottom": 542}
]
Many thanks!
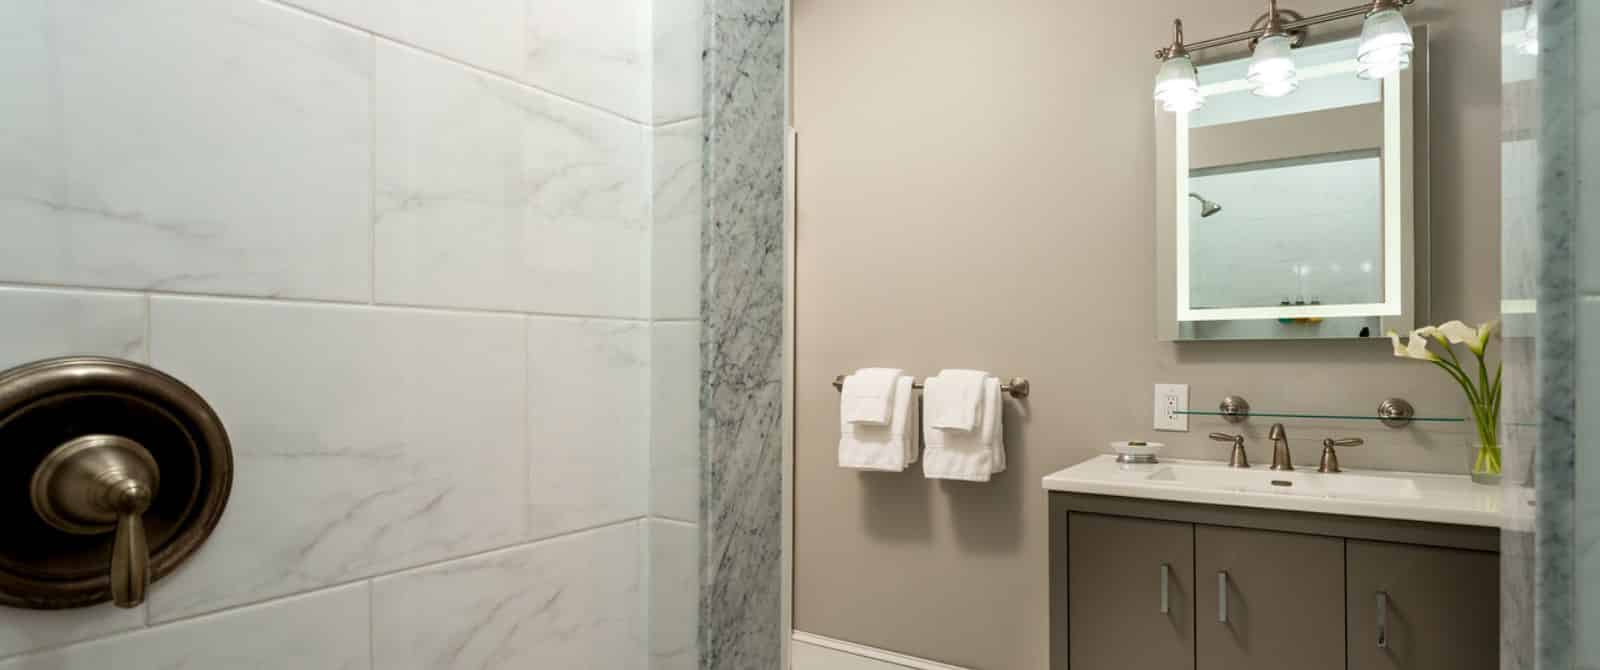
[{"left": 1177, "top": 409, "right": 1465, "bottom": 423}]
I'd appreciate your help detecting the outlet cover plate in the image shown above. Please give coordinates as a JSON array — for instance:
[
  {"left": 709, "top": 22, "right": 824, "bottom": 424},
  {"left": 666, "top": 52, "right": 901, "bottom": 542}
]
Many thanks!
[{"left": 1154, "top": 383, "right": 1189, "bottom": 432}]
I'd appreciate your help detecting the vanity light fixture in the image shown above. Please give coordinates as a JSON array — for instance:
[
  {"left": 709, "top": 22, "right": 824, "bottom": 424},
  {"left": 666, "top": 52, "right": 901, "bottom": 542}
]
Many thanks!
[
  {"left": 1153, "top": 20, "right": 1204, "bottom": 113},
  {"left": 1248, "top": 0, "right": 1300, "bottom": 97},
  {"left": 1152, "top": 0, "right": 1418, "bottom": 112},
  {"left": 1356, "top": 0, "right": 1415, "bottom": 80}
]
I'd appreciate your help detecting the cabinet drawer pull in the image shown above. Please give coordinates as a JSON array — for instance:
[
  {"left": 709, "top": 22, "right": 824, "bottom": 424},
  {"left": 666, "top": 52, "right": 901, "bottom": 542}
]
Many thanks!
[
  {"left": 1377, "top": 591, "right": 1389, "bottom": 649},
  {"left": 1217, "top": 571, "right": 1228, "bottom": 623},
  {"left": 1160, "top": 563, "right": 1170, "bottom": 614}
]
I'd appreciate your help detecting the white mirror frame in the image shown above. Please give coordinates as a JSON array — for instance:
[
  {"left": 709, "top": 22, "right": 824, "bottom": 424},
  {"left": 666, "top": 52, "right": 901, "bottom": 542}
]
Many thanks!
[{"left": 1155, "top": 26, "right": 1429, "bottom": 340}]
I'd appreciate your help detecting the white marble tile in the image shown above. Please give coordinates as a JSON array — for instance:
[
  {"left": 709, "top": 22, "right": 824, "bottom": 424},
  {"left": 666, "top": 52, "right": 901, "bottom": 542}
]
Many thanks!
[
  {"left": 652, "top": 120, "right": 704, "bottom": 320},
  {"left": 372, "top": 522, "right": 644, "bottom": 670},
  {"left": 283, "top": 0, "right": 524, "bottom": 78},
  {"left": 526, "top": 317, "right": 648, "bottom": 538},
  {"left": 374, "top": 42, "right": 649, "bottom": 317},
  {"left": 524, "top": 0, "right": 651, "bottom": 122},
  {"left": 0, "top": 603, "right": 146, "bottom": 662},
  {"left": 145, "top": 297, "right": 527, "bottom": 621},
  {"left": 650, "top": 322, "right": 700, "bottom": 522},
  {"left": 647, "top": 519, "right": 699, "bottom": 670},
  {"left": 0, "top": 286, "right": 147, "bottom": 368},
  {"left": 652, "top": 0, "right": 705, "bottom": 124},
  {"left": 0, "top": 0, "right": 62, "bottom": 236},
  {"left": 0, "top": 583, "right": 369, "bottom": 670},
  {"left": 0, "top": 0, "right": 373, "bottom": 301}
]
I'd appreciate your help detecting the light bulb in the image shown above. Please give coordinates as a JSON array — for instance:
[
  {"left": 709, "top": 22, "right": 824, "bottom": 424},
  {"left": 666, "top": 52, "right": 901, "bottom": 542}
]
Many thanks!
[
  {"left": 1357, "top": 5, "right": 1414, "bottom": 79},
  {"left": 1153, "top": 55, "right": 1204, "bottom": 113},
  {"left": 1249, "top": 34, "right": 1298, "bottom": 97}
]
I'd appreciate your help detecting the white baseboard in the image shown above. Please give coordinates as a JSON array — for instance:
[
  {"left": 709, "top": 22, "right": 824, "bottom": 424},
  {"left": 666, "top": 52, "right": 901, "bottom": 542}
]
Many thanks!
[{"left": 790, "top": 631, "right": 973, "bottom": 670}]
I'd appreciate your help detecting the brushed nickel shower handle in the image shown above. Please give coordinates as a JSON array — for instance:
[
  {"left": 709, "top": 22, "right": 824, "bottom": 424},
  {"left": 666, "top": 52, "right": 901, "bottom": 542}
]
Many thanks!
[
  {"left": 109, "top": 483, "right": 154, "bottom": 608},
  {"left": 29, "top": 435, "right": 160, "bottom": 609}
]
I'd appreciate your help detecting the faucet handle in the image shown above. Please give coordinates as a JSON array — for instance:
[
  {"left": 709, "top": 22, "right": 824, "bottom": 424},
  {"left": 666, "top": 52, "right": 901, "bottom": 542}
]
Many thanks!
[
  {"left": 1209, "top": 433, "right": 1250, "bottom": 468},
  {"left": 1318, "top": 437, "right": 1364, "bottom": 473}
]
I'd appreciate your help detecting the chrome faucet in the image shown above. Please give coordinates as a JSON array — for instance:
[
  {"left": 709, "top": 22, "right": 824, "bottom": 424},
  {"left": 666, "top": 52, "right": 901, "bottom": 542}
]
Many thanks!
[{"left": 1268, "top": 423, "right": 1293, "bottom": 471}]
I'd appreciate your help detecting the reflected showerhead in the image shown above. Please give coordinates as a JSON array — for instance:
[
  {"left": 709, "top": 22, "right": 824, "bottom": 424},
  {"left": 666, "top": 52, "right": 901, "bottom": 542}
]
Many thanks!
[{"left": 1188, "top": 192, "right": 1222, "bottom": 218}]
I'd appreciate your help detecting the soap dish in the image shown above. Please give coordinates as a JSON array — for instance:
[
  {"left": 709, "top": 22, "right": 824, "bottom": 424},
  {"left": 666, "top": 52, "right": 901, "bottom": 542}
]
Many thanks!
[{"left": 1112, "top": 441, "right": 1163, "bottom": 464}]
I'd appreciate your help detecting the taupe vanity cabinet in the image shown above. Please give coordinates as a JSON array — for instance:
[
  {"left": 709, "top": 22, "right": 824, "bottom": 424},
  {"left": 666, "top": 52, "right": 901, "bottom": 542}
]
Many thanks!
[
  {"left": 1067, "top": 514, "right": 1194, "bottom": 670},
  {"left": 1345, "top": 540, "right": 1498, "bottom": 670},
  {"left": 1195, "top": 525, "right": 1345, "bottom": 670},
  {"left": 1050, "top": 493, "right": 1498, "bottom": 670}
]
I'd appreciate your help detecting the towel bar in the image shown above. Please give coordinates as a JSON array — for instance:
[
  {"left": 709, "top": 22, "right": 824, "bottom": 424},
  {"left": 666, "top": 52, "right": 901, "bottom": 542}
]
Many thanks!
[{"left": 832, "top": 374, "right": 1031, "bottom": 399}]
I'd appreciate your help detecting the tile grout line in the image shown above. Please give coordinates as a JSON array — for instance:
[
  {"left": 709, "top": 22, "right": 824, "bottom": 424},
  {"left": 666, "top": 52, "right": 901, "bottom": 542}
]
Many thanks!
[
  {"left": 368, "top": 29, "right": 379, "bottom": 308},
  {"left": 367, "top": 579, "right": 376, "bottom": 670},
  {"left": 648, "top": 515, "right": 699, "bottom": 529},
  {"left": 522, "top": 315, "right": 534, "bottom": 540},
  {"left": 261, "top": 0, "right": 653, "bottom": 129},
  {"left": 0, "top": 280, "right": 653, "bottom": 323},
  {"left": 142, "top": 293, "right": 153, "bottom": 365}
]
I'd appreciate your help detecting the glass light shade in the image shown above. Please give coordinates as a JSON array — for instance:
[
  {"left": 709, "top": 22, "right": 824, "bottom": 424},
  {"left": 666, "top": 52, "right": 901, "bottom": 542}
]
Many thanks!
[
  {"left": 1357, "top": 52, "right": 1409, "bottom": 80},
  {"left": 1248, "top": 34, "right": 1298, "bottom": 97},
  {"left": 1153, "top": 55, "right": 1204, "bottom": 113},
  {"left": 1356, "top": 7, "right": 1414, "bottom": 79},
  {"left": 1519, "top": 6, "right": 1539, "bottom": 56}
]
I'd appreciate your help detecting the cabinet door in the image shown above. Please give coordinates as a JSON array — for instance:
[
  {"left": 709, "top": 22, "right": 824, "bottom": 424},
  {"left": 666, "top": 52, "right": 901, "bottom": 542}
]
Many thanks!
[
  {"left": 1347, "top": 540, "right": 1498, "bottom": 670},
  {"left": 1195, "top": 525, "right": 1344, "bottom": 670},
  {"left": 1067, "top": 512, "right": 1194, "bottom": 670}
]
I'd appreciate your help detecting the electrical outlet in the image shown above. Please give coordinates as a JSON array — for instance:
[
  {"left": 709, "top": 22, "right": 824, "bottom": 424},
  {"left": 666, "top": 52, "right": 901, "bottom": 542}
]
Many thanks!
[{"left": 1154, "top": 383, "right": 1189, "bottom": 432}]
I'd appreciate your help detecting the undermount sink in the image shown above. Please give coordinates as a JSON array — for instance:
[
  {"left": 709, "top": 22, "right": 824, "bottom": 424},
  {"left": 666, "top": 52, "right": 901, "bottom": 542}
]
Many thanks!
[
  {"left": 1041, "top": 455, "right": 1507, "bottom": 527},
  {"left": 1143, "top": 463, "right": 1423, "bottom": 501}
]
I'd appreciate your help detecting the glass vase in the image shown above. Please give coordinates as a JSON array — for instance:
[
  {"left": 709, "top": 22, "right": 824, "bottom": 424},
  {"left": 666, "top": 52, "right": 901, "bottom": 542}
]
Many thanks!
[{"left": 1470, "top": 442, "right": 1502, "bottom": 485}]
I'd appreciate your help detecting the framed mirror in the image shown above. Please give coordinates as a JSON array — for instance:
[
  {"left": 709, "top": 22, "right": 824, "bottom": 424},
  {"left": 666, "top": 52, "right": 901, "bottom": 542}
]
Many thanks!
[{"left": 1155, "top": 27, "right": 1429, "bottom": 341}]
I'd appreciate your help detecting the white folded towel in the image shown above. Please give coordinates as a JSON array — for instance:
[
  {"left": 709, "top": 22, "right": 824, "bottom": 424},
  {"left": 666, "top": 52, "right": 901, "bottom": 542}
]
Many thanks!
[
  {"left": 840, "top": 368, "right": 904, "bottom": 425},
  {"left": 924, "top": 369, "right": 988, "bottom": 430},
  {"left": 839, "top": 375, "right": 919, "bottom": 471},
  {"left": 923, "top": 376, "right": 1005, "bottom": 481}
]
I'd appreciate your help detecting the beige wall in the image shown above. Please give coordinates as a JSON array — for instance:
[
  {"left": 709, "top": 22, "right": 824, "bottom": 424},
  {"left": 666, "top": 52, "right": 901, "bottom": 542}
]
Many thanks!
[{"left": 792, "top": 1, "right": 1502, "bottom": 668}]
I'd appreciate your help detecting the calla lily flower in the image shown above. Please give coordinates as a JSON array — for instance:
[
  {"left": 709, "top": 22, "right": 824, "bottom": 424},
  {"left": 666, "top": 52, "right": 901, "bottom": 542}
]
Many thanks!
[
  {"left": 1437, "top": 320, "right": 1498, "bottom": 355},
  {"left": 1386, "top": 320, "right": 1502, "bottom": 479},
  {"left": 1387, "top": 329, "right": 1439, "bottom": 361}
]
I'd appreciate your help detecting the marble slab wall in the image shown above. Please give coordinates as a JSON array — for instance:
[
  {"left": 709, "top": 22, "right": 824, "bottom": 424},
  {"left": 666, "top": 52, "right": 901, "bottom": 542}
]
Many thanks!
[
  {"left": 0, "top": 0, "right": 703, "bottom": 667},
  {"left": 1501, "top": 0, "right": 1593, "bottom": 667},
  {"left": 1534, "top": 1, "right": 1581, "bottom": 668},
  {"left": 699, "top": 0, "right": 787, "bottom": 668}
]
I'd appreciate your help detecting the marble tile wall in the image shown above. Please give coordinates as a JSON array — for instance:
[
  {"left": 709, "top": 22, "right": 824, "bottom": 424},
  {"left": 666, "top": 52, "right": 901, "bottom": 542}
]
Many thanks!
[
  {"left": 1502, "top": 0, "right": 1598, "bottom": 667},
  {"left": 701, "top": 0, "right": 787, "bottom": 668},
  {"left": 0, "top": 0, "right": 704, "bottom": 668}
]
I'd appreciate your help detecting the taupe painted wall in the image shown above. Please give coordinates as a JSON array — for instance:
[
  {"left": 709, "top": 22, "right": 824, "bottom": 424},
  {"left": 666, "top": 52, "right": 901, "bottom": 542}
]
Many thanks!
[{"left": 792, "top": 1, "right": 1502, "bottom": 668}]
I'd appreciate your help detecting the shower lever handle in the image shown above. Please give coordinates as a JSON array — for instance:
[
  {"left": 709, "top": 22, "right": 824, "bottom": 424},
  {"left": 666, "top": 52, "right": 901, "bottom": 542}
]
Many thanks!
[{"left": 30, "top": 435, "right": 160, "bottom": 608}]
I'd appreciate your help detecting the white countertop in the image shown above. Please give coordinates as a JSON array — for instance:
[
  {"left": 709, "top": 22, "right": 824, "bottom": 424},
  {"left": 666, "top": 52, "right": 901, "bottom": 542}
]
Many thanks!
[{"left": 1042, "top": 455, "right": 1526, "bottom": 528}]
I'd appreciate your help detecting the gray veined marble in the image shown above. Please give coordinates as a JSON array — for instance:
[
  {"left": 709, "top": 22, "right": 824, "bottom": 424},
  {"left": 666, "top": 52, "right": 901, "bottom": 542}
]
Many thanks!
[
  {"left": 699, "top": 0, "right": 787, "bottom": 668},
  {"left": 1526, "top": 0, "right": 1581, "bottom": 668}
]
